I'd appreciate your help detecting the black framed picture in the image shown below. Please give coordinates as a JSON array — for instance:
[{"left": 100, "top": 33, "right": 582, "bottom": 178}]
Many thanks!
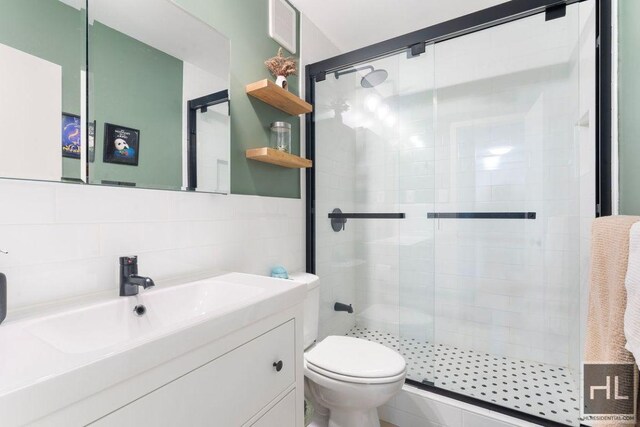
[
  {"left": 61, "top": 113, "right": 81, "bottom": 159},
  {"left": 103, "top": 123, "right": 140, "bottom": 166}
]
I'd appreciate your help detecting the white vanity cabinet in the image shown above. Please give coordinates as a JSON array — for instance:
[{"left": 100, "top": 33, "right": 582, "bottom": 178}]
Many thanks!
[
  {"left": 91, "top": 320, "right": 298, "bottom": 427},
  {"left": 0, "top": 274, "right": 306, "bottom": 427}
]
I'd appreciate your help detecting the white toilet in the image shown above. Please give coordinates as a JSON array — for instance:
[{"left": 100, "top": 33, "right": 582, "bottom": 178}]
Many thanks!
[{"left": 290, "top": 273, "right": 406, "bottom": 427}]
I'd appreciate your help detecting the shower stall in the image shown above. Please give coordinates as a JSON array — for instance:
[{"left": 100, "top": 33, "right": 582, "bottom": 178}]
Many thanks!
[{"left": 306, "top": 1, "right": 600, "bottom": 425}]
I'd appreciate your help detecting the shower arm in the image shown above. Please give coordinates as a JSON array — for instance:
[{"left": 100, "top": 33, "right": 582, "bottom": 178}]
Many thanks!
[{"left": 334, "top": 65, "right": 374, "bottom": 80}]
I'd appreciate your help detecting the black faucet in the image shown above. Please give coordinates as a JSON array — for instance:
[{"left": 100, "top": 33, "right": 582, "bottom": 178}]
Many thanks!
[
  {"left": 119, "top": 256, "right": 155, "bottom": 296},
  {"left": 334, "top": 302, "right": 354, "bottom": 314}
]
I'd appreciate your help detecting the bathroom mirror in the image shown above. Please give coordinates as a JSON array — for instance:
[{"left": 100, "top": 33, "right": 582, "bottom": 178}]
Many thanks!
[
  {"left": 88, "top": 0, "right": 231, "bottom": 193},
  {"left": 0, "top": 0, "right": 87, "bottom": 184}
]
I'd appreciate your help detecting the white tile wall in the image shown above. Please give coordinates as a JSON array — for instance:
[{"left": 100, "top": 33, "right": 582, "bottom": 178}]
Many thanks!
[
  {"left": 299, "top": 15, "right": 346, "bottom": 339},
  {"left": 379, "top": 386, "right": 543, "bottom": 427},
  {"left": 0, "top": 179, "right": 304, "bottom": 313},
  {"left": 314, "top": 111, "right": 359, "bottom": 338},
  {"left": 416, "top": 5, "right": 587, "bottom": 368}
]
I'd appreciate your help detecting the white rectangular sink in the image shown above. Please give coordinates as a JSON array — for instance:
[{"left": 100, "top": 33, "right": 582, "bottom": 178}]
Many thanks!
[
  {"left": 25, "top": 277, "right": 264, "bottom": 354},
  {"left": 0, "top": 272, "right": 305, "bottom": 422}
]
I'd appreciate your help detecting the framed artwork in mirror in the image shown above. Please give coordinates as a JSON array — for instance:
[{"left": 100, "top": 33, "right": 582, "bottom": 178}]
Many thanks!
[
  {"left": 61, "top": 113, "right": 81, "bottom": 159},
  {"left": 88, "top": 121, "right": 96, "bottom": 163},
  {"left": 103, "top": 123, "right": 140, "bottom": 166}
]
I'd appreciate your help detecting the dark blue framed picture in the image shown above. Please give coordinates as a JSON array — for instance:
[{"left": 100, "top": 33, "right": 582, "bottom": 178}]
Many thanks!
[
  {"left": 61, "top": 113, "right": 81, "bottom": 159},
  {"left": 103, "top": 123, "right": 140, "bottom": 166}
]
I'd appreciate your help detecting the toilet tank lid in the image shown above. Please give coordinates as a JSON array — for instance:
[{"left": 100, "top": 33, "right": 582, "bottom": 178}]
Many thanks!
[{"left": 289, "top": 272, "right": 320, "bottom": 290}]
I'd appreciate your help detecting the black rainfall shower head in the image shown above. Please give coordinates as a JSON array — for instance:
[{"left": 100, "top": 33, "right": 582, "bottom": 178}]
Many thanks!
[{"left": 334, "top": 65, "right": 388, "bottom": 88}]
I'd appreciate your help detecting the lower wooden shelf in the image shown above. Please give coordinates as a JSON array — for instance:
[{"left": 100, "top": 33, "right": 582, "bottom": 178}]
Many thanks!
[{"left": 246, "top": 147, "right": 313, "bottom": 169}]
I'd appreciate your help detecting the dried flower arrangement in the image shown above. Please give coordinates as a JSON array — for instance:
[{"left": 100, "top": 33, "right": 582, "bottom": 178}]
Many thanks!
[{"left": 265, "top": 47, "right": 297, "bottom": 77}]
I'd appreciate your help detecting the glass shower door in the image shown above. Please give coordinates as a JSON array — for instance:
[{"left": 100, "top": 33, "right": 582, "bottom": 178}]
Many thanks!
[
  {"left": 313, "top": 49, "right": 435, "bottom": 370},
  {"left": 394, "top": 46, "right": 437, "bottom": 385},
  {"left": 416, "top": 4, "right": 584, "bottom": 425}
]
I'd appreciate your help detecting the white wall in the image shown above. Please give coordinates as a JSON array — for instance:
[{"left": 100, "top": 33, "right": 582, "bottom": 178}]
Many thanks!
[
  {"left": 426, "top": 6, "right": 586, "bottom": 367},
  {"left": 181, "top": 61, "right": 229, "bottom": 192},
  {"left": 0, "top": 43, "right": 62, "bottom": 182},
  {"left": 195, "top": 103, "right": 230, "bottom": 194},
  {"left": 314, "top": 107, "right": 359, "bottom": 339}
]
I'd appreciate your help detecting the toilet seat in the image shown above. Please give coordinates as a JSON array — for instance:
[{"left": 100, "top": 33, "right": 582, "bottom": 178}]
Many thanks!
[
  {"left": 304, "top": 336, "right": 406, "bottom": 384},
  {"left": 305, "top": 359, "right": 406, "bottom": 384}
]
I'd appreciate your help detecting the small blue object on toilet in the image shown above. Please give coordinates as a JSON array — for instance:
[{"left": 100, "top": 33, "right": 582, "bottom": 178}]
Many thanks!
[{"left": 271, "top": 265, "right": 289, "bottom": 279}]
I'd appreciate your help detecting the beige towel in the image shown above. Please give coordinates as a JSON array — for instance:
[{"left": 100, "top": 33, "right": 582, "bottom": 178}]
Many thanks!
[
  {"left": 586, "top": 216, "right": 640, "bottom": 363},
  {"left": 625, "top": 222, "right": 640, "bottom": 360},
  {"left": 585, "top": 215, "right": 640, "bottom": 426}
]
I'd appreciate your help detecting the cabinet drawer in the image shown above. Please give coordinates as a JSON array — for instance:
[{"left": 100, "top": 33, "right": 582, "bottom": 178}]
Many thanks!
[
  {"left": 91, "top": 320, "right": 295, "bottom": 426},
  {"left": 250, "top": 389, "right": 296, "bottom": 427}
]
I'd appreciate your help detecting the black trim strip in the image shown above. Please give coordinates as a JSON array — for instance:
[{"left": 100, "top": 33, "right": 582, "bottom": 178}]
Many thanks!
[
  {"left": 427, "top": 212, "right": 536, "bottom": 219},
  {"left": 307, "top": 0, "right": 583, "bottom": 77},
  {"left": 596, "top": 0, "right": 612, "bottom": 216},
  {"left": 328, "top": 213, "right": 405, "bottom": 219},
  {"left": 305, "top": 67, "right": 316, "bottom": 273},
  {"left": 405, "top": 379, "right": 583, "bottom": 427}
]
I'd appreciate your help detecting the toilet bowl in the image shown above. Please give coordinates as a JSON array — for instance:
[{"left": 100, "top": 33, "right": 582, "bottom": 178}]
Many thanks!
[
  {"left": 289, "top": 272, "right": 406, "bottom": 427},
  {"left": 304, "top": 335, "right": 406, "bottom": 427}
]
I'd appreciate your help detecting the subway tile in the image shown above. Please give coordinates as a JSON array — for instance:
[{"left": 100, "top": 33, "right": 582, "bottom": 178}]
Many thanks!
[
  {"left": 390, "top": 390, "right": 463, "bottom": 427},
  {"left": 2, "top": 188, "right": 305, "bottom": 311},
  {"left": 379, "top": 406, "right": 446, "bottom": 427},
  {"left": 462, "top": 411, "right": 529, "bottom": 427},
  {"left": 0, "top": 181, "right": 56, "bottom": 224},
  {"left": 0, "top": 223, "right": 100, "bottom": 267}
]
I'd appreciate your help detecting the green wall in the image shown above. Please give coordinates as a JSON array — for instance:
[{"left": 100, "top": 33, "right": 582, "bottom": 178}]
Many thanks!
[
  {"left": 0, "top": 0, "right": 84, "bottom": 180},
  {"left": 89, "top": 21, "right": 184, "bottom": 189},
  {"left": 176, "top": 0, "right": 302, "bottom": 198},
  {"left": 619, "top": 0, "right": 640, "bottom": 214}
]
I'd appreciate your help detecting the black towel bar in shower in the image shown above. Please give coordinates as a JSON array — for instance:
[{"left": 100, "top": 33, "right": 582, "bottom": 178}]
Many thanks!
[
  {"left": 328, "top": 213, "right": 406, "bottom": 219},
  {"left": 427, "top": 212, "right": 536, "bottom": 219}
]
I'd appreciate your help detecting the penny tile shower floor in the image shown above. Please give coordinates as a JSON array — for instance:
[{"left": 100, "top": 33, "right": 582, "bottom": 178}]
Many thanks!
[{"left": 346, "top": 327, "right": 580, "bottom": 426}]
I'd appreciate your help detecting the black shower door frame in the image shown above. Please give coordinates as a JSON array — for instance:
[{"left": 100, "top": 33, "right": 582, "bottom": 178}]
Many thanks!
[{"left": 304, "top": 0, "right": 611, "bottom": 426}]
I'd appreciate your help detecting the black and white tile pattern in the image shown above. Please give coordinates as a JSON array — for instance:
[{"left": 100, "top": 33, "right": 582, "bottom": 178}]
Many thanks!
[{"left": 346, "top": 327, "right": 580, "bottom": 426}]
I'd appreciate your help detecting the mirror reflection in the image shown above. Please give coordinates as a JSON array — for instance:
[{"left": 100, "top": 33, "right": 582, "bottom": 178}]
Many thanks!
[
  {"left": 0, "top": 0, "right": 86, "bottom": 183},
  {"left": 88, "top": 0, "right": 231, "bottom": 193},
  {"left": 0, "top": 0, "right": 230, "bottom": 194}
]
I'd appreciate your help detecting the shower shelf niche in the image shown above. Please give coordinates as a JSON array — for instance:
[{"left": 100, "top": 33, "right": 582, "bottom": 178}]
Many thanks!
[
  {"left": 246, "top": 147, "right": 312, "bottom": 168},
  {"left": 246, "top": 79, "right": 313, "bottom": 115}
]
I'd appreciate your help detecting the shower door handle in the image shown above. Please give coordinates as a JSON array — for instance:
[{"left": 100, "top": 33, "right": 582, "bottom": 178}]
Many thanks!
[
  {"left": 427, "top": 212, "right": 536, "bottom": 219},
  {"left": 328, "top": 213, "right": 406, "bottom": 219},
  {"left": 329, "top": 208, "right": 406, "bottom": 232}
]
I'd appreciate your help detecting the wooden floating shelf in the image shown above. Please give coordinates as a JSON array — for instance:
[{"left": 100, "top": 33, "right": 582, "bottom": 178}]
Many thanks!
[
  {"left": 246, "top": 147, "right": 313, "bottom": 169},
  {"left": 246, "top": 79, "right": 313, "bottom": 116}
]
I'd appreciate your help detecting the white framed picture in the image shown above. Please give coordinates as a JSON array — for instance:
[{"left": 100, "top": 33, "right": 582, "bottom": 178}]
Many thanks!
[{"left": 269, "top": 0, "right": 297, "bottom": 54}]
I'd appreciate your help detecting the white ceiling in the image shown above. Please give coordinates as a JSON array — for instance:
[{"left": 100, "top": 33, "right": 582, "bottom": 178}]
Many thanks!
[{"left": 290, "top": 0, "right": 509, "bottom": 53}]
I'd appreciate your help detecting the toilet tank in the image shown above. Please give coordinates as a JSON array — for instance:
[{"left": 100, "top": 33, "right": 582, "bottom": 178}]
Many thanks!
[{"left": 288, "top": 272, "right": 320, "bottom": 350}]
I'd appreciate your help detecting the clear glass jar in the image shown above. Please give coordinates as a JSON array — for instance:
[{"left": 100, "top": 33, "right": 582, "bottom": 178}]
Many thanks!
[{"left": 270, "top": 121, "right": 291, "bottom": 152}]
